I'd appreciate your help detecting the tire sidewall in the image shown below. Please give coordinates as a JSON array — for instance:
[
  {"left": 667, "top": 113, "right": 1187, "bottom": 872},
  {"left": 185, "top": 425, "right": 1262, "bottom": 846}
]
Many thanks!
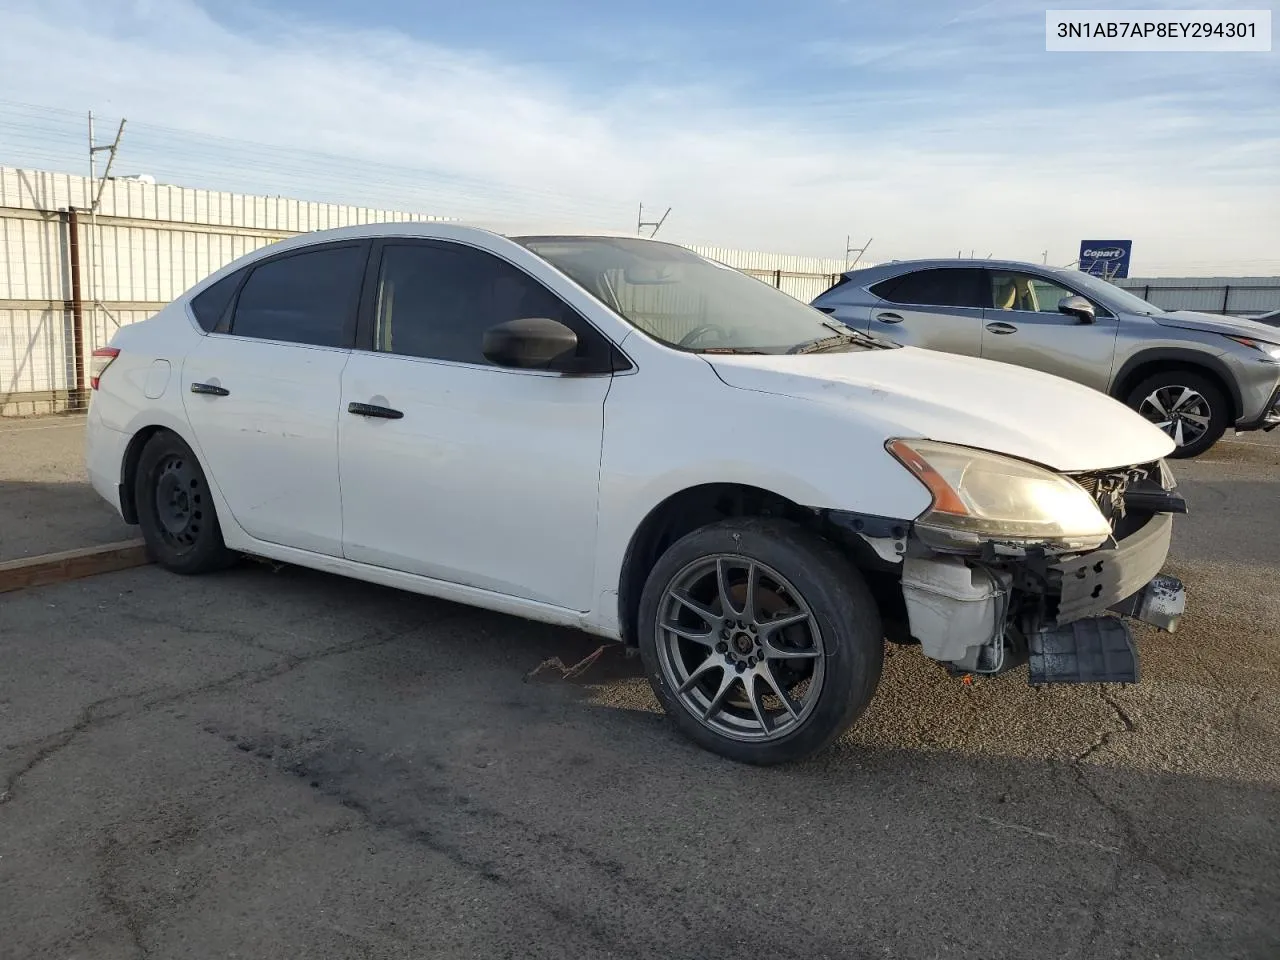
[
  {"left": 1126, "top": 372, "right": 1228, "bottom": 459},
  {"left": 637, "top": 518, "right": 883, "bottom": 765}
]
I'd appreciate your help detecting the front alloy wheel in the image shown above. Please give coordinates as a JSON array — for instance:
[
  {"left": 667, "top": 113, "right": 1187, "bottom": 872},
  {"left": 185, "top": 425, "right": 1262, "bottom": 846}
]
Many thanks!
[
  {"left": 655, "top": 555, "right": 825, "bottom": 742},
  {"left": 1126, "top": 371, "right": 1228, "bottom": 459},
  {"left": 638, "top": 518, "right": 883, "bottom": 765}
]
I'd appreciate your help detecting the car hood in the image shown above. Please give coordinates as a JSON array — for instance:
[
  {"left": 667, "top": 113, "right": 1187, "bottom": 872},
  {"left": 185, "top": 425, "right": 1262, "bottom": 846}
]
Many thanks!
[
  {"left": 706, "top": 347, "right": 1175, "bottom": 473},
  {"left": 1153, "top": 310, "right": 1280, "bottom": 341}
]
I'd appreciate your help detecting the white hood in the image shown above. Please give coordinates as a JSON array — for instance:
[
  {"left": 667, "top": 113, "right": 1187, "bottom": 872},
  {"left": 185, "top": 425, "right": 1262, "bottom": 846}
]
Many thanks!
[{"left": 707, "top": 347, "right": 1175, "bottom": 473}]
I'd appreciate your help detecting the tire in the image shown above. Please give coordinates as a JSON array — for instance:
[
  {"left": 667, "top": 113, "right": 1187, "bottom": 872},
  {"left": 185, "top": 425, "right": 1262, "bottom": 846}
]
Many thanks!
[
  {"left": 1126, "top": 371, "right": 1229, "bottom": 459},
  {"left": 134, "top": 431, "right": 235, "bottom": 574},
  {"left": 637, "top": 517, "right": 883, "bottom": 765}
]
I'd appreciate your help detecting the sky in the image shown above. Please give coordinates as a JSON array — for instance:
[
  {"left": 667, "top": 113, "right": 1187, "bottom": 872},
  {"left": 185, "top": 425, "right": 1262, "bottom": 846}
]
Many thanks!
[{"left": 0, "top": 0, "right": 1276, "bottom": 274}]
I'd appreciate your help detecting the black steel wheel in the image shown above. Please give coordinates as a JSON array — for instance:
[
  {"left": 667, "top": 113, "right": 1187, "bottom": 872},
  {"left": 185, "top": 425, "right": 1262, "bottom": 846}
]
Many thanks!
[{"left": 134, "top": 431, "right": 235, "bottom": 574}]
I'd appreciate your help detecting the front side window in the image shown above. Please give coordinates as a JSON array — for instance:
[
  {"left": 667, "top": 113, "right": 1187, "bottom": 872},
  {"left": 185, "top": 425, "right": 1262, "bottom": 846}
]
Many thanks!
[
  {"left": 230, "top": 244, "right": 366, "bottom": 347},
  {"left": 989, "top": 271, "right": 1077, "bottom": 313},
  {"left": 515, "top": 236, "right": 879, "bottom": 355},
  {"left": 870, "top": 268, "right": 987, "bottom": 309},
  {"left": 1058, "top": 269, "right": 1162, "bottom": 316},
  {"left": 372, "top": 242, "right": 612, "bottom": 367}
]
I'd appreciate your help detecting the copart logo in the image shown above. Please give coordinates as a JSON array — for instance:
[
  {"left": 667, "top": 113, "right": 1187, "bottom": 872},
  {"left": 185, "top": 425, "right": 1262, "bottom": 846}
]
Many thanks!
[{"left": 1083, "top": 247, "right": 1126, "bottom": 259}]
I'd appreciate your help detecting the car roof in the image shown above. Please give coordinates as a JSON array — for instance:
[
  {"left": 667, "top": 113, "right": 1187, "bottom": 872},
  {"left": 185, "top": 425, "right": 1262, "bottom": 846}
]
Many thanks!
[{"left": 843, "top": 258, "right": 1074, "bottom": 282}]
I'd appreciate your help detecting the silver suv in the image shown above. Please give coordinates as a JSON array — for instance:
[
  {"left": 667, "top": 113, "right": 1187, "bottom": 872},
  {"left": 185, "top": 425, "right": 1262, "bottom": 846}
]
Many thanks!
[{"left": 812, "top": 259, "right": 1280, "bottom": 457}]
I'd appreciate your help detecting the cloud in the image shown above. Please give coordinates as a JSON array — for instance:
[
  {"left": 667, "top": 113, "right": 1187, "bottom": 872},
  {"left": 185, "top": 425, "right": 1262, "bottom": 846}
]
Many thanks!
[{"left": 0, "top": 0, "right": 1275, "bottom": 275}]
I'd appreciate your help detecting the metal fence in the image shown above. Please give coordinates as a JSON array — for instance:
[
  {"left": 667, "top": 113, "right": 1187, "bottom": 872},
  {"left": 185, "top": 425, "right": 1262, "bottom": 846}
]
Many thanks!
[{"left": 1115, "top": 277, "right": 1280, "bottom": 317}]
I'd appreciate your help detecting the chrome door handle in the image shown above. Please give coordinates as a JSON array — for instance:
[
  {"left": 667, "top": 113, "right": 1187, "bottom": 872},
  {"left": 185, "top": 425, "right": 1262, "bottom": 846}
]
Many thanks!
[
  {"left": 985, "top": 322, "right": 1018, "bottom": 335},
  {"left": 875, "top": 313, "right": 904, "bottom": 324}
]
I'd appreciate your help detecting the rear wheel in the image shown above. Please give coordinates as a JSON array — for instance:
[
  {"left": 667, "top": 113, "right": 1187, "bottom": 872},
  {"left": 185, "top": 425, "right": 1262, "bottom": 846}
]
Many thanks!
[
  {"left": 134, "top": 431, "right": 235, "bottom": 574},
  {"left": 638, "top": 518, "right": 883, "bottom": 765},
  {"left": 1127, "top": 371, "right": 1229, "bottom": 459}
]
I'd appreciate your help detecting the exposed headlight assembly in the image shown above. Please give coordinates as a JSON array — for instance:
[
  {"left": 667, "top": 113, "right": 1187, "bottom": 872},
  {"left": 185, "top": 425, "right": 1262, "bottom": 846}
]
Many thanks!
[{"left": 887, "top": 439, "right": 1112, "bottom": 554}]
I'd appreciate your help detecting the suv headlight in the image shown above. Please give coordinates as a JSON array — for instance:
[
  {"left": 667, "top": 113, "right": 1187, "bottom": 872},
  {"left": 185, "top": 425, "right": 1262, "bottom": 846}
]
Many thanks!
[
  {"left": 887, "top": 439, "right": 1112, "bottom": 553},
  {"left": 1227, "top": 335, "right": 1280, "bottom": 360}
]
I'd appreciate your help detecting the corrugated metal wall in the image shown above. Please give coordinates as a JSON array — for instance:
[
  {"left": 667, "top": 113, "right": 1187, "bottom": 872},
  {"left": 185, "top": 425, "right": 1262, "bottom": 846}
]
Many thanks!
[
  {"left": 0, "top": 166, "right": 454, "bottom": 413},
  {"left": 687, "top": 245, "right": 851, "bottom": 303}
]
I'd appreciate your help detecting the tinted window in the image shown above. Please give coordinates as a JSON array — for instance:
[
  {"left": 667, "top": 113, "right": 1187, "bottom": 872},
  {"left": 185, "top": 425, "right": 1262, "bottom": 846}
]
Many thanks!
[
  {"left": 373, "top": 242, "right": 611, "bottom": 367},
  {"left": 190, "top": 271, "right": 242, "bottom": 332},
  {"left": 231, "top": 245, "right": 365, "bottom": 347},
  {"left": 989, "top": 271, "right": 1078, "bottom": 313},
  {"left": 871, "top": 268, "right": 986, "bottom": 308}
]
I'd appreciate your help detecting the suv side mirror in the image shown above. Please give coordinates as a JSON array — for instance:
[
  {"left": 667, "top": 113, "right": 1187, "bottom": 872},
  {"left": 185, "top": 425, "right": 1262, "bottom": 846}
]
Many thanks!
[
  {"left": 482, "top": 317, "right": 579, "bottom": 370},
  {"left": 1058, "top": 295, "right": 1096, "bottom": 324}
]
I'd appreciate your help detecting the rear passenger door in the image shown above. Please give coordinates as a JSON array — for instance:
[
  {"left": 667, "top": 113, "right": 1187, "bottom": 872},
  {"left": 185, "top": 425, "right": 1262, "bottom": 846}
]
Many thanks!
[
  {"left": 866, "top": 268, "right": 988, "bottom": 357},
  {"left": 181, "top": 241, "right": 369, "bottom": 557}
]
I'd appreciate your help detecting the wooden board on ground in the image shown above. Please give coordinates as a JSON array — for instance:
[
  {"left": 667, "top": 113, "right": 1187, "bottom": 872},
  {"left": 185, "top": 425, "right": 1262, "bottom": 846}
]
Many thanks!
[{"left": 0, "top": 539, "right": 150, "bottom": 594}]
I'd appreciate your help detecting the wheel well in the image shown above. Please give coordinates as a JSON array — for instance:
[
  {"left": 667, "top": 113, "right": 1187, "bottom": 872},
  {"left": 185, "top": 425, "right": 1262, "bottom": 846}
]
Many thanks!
[
  {"left": 118, "top": 425, "right": 174, "bottom": 524},
  {"left": 616, "top": 483, "right": 905, "bottom": 646},
  {"left": 1112, "top": 359, "right": 1239, "bottom": 421}
]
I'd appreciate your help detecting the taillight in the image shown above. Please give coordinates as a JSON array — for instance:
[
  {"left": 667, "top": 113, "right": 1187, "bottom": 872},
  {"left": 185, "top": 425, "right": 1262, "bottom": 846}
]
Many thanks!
[{"left": 90, "top": 347, "right": 120, "bottom": 390}]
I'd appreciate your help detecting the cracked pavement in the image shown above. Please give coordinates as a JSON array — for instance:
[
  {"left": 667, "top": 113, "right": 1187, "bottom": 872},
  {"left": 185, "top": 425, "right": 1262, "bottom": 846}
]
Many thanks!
[{"left": 1, "top": 419, "right": 1278, "bottom": 959}]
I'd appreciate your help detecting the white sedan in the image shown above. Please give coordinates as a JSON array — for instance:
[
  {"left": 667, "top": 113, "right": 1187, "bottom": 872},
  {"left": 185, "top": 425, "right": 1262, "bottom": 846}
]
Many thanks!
[{"left": 87, "top": 224, "right": 1187, "bottom": 764}]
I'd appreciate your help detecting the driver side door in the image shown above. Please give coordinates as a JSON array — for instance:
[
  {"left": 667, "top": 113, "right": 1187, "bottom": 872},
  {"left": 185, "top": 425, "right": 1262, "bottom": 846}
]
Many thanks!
[
  {"left": 337, "top": 239, "right": 615, "bottom": 611},
  {"left": 980, "top": 269, "right": 1119, "bottom": 391}
]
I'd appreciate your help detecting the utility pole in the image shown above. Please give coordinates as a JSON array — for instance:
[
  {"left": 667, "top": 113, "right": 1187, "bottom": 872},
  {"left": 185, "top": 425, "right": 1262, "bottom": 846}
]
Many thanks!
[
  {"left": 87, "top": 111, "right": 127, "bottom": 346},
  {"left": 637, "top": 203, "right": 671, "bottom": 238},
  {"left": 1042, "top": 250, "right": 1048, "bottom": 264},
  {"left": 845, "top": 235, "right": 873, "bottom": 269}
]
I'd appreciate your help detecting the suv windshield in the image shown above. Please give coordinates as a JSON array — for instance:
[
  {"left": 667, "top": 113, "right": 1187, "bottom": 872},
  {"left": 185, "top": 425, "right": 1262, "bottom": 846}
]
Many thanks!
[
  {"left": 1058, "top": 269, "right": 1164, "bottom": 316},
  {"left": 516, "top": 236, "right": 879, "bottom": 354}
]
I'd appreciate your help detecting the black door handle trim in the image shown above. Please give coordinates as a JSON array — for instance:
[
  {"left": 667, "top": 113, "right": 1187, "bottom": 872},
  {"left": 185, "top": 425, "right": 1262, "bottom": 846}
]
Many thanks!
[
  {"left": 190, "top": 382, "right": 230, "bottom": 397},
  {"left": 876, "top": 313, "right": 904, "bottom": 323},
  {"left": 348, "top": 402, "right": 404, "bottom": 420}
]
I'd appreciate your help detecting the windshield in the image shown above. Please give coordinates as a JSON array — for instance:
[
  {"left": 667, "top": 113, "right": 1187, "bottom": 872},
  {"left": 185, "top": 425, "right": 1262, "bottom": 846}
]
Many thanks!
[
  {"left": 515, "top": 236, "right": 875, "bottom": 354},
  {"left": 1059, "top": 269, "right": 1164, "bottom": 316}
]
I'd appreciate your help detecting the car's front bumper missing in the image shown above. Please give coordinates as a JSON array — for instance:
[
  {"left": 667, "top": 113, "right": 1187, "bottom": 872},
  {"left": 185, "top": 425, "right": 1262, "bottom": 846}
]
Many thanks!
[
  {"left": 1051, "top": 512, "right": 1179, "bottom": 626},
  {"left": 898, "top": 511, "right": 1185, "bottom": 685}
]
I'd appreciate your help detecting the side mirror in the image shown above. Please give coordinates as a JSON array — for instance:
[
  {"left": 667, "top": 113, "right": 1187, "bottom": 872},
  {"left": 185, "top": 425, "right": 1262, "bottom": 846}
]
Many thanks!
[
  {"left": 1058, "top": 295, "right": 1096, "bottom": 324},
  {"left": 482, "top": 317, "right": 578, "bottom": 370}
]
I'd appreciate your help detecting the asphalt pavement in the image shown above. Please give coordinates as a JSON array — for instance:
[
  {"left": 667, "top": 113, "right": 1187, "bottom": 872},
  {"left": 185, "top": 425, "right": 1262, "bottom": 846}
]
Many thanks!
[{"left": 1, "top": 417, "right": 1277, "bottom": 959}]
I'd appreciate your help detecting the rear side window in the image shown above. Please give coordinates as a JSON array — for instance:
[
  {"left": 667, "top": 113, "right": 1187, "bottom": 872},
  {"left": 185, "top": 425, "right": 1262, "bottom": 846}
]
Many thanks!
[
  {"left": 189, "top": 271, "right": 242, "bottom": 332},
  {"left": 230, "top": 244, "right": 366, "bottom": 347},
  {"left": 871, "top": 268, "right": 987, "bottom": 308}
]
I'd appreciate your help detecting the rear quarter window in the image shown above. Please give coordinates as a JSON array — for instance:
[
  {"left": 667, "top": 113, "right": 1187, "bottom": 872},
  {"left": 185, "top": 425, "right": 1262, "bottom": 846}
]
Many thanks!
[{"left": 189, "top": 271, "right": 243, "bottom": 332}]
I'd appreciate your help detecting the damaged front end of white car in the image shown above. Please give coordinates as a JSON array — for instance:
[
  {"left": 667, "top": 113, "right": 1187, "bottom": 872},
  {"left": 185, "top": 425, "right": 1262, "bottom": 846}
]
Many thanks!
[{"left": 822, "top": 441, "right": 1187, "bottom": 685}]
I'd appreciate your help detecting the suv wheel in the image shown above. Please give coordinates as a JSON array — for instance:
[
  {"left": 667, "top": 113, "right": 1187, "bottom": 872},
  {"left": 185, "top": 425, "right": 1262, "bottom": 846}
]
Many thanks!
[
  {"left": 637, "top": 518, "right": 883, "bottom": 765},
  {"left": 1126, "top": 371, "right": 1228, "bottom": 459}
]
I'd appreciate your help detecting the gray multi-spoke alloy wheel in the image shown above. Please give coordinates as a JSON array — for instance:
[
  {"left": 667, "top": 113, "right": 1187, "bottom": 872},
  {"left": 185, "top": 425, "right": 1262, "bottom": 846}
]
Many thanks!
[
  {"left": 1126, "top": 371, "right": 1228, "bottom": 459},
  {"left": 637, "top": 518, "right": 883, "bottom": 765}
]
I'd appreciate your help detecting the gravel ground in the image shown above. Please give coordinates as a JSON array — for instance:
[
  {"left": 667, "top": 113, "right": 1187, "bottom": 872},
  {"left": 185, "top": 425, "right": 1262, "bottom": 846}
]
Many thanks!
[{"left": 1, "top": 418, "right": 1277, "bottom": 959}]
